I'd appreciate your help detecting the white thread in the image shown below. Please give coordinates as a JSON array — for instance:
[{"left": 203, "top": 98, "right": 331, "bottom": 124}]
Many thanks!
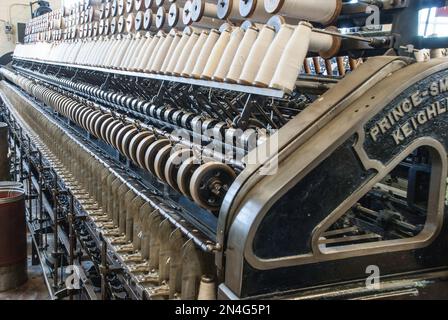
[
  {"left": 191, "top": 30, "right": 220, "bottom": 78},
  {"left": 165, "top": 32, "right": 190, "bottom": 74},
  {"left": 239, "top": 25, "right": 275, "bottom": 84},
  {"left": 225, "top": 26, "right": 258, "bottom": 82},
  {"left": 212, "top": 27, "right": 244, "bottom": 81},
  {"left": 201, "top": 29, "right": 231, "bottom": 79},
  {"left": 146, "top": 33, "right": 167, "bottom": 71},
  {"left": 254, "top": 24, "right": 293, "bottom": 86},
  {"left": 151, "top": 33, "right": 175, "bottom": 72},
  {"left": 181, "top": 31, "right": 208, "bottom": 77},
  {"left": 270, "top": 22, "right": 312, "bottom": 93},
  {"left": 161, "top": 33, "right": 182, "bottom": 73},
  {"left": 137, "top": 35, "right": 159, "bottom": 70},
  {"left": 173, "top": 31, "right": 199, "bottom": 75}
]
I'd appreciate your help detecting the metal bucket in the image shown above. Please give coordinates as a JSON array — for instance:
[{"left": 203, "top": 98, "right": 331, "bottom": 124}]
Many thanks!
[
  {"left": 0, "top": 187, "right": 27, "bottom": 291},
  {"left": 0, "top": 122, "right": 9, "bottom": 181}
]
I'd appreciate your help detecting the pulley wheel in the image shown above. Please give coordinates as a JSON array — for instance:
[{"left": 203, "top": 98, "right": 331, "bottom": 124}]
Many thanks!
[
  {"left": 189, "top": 162, "right": 236, "bottom": 211},
  {"left": 121, "top": 127, "right": 138, "bottom": 158},
  {"left": 135, "top": 134, "right": 156, "bottom": 168},
  {"left": 153, "top": 144, "right": 173, "bottom": 181},
  {"left": 164, "top": 148, "right": 193, "bottom": 192},
  {"left": 128, "top": 131, "right": 151, "bottom": 164},
  {"left": 176, "top": 156, "right": 201, "bottom": 198},
  {"left": 114, "top": 124, "right": 134, "bottom": 152},
  {"left": 144, "top": 139, "right": 170, "bottom": 175}
]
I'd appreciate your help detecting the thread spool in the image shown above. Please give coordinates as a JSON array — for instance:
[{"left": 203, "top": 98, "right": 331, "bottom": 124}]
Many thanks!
[
  {"left": 201, "top": 26, "right": 231, "bottom": 79},
  {"left": 156, "top": 6, "right": 167, "bottom": 29},
  {"left": 225, "top": 26, "right": 258, "bottom": 83},
  {"left": 190, "top": 0, "right": 217, "bottom": 22},
  {"left": 144, "top": 8, "right": 155, "bottom": 30},
  {"left": 161, "top": 31, "right": 182, "bottom": 72},
  {"left": 126, "top": 0, "right": 134, "bottom": 13},
  {"left": 117, "top": 14, "right": 127, "bottom": 33},
  {"left": 165, "top": 30, "right": 191, "bottom": 74},
  {"left": 253, "top": 17, "right": 293, "bottom": 87},
  {"left": 111, "top": 0, "right": 119, "bottom": 16},
  {"left": 191, "top": 29, "right": 220, "bottom": 78},
  {"left": 104, "top": 2, "right": 112, "bottom": 17},
  {"left": 168, "top": 3, "right": 184, "bottom": 28},
  {"left": 110, "top": 16, "right": 118, "bottom": 34},
  {"left": 239, "top": 0, "right": 270, "bottom": 23},
  {"left": 182, "top": 30, "right": 209, "bottom": 77},
  {"left": 151, "top": 30, "right": 176, "bottom": 72},
  {"left": 212, "top": 26, "right": 244, "bottom": 81},
  {"left": 264, "top": 0, "right": 342, "bottom": 25},
  {"left": 269, "top": 21, "right": 313, "bottom": 93},
  {"left": 238, "top": 24, "right": 275, "bottom": 84},
  {"left": 87, "top": 6, "right": 101, "bottom": 22},
  {"left": 197, "top": 275, "right": 216, "bottom": 300},
  {"left": 217, "top": 0, "right": 240, "bottom": 20},
  {"left": 121, "top": 35, "right": 140, "bottom": 68},
  {"left": 126, "top": 13, "right": 136, "bottom": 32},
  {"left": 308, "top": 26, "right": 341, "bottom": 59},
  {"left": 135, "top": 10, "right": 144, "bottom": 30},
  {"left": 145, "top": 31, "right": 166, "bottom": 71},
  {"left": 172, "top": 30, "right": 199, "bottom": 75},
  {"left": 414, "top": 49, "right": 430, "bottom": 62},
  {"left": 99, "top": 3, "right": 106, "bottom": 18},
  {"left": 135, "top": 0, "right": 145, "bottom": 10},
  {"left": 92, "top": 21, "right": 99, "bottom": 36},
  {"left": 182, "top": 0, "right": 193, "bottom": 25},
  {"left": 134, "top": 35, "right": 156, "bottom": 70},
  {"left": 99, "top": 18, "right": 108, "bottom": 34},
  {"left": 126, "top": 34, "right": 148, "bottom": 68},
  {"left": 118, "top": 0, "right": 127, "bottom": 15},
  {"left": 430, "top": 48, "right": 445, "bottom": 59}
]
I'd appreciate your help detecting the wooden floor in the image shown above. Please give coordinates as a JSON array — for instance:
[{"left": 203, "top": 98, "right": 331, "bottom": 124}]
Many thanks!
[{"left": 0, "top": 236, "right": 48, "bottom": 300}]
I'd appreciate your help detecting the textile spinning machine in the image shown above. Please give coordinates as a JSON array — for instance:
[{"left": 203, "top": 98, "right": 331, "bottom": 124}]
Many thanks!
[{"left": 1, "top": 0, "right": 448, "bottom": 300}]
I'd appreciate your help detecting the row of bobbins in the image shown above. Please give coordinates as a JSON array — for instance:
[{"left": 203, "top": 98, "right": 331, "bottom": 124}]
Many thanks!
[{"left": 6, "top": 70, "right": 237, "bottom": 212}]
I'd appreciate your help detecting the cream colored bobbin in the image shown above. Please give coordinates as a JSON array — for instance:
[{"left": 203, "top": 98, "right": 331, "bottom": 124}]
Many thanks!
[
  {"left": 201, "top": 28, "right": 231, "bottom": 80},
  {"left": 212, "top": 27, "right": 244, "bottom": 82},
  {"left": 225, "top": 26, "right": 258, "bottom": 83},
  {"left": 254, "top": 24, "right": 294, "bottom": 87},
  {"left": 238, "top": 24, "right": 275, "bottom": 85},
  {"left": 172, "top": 31, "right": 199, "bottom": 75}
]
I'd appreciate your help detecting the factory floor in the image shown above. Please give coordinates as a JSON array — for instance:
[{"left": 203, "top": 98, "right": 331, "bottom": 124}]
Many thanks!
[{"left": 0, "top": 235, "right": 48, "bottom": 300}]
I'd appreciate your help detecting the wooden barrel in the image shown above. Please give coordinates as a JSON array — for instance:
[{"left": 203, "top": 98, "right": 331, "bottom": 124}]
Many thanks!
[
  {"left": 0, "top": 123, "right": 9, "bottom": 181},
  {"left": 0, "top": 187, "right": 27, "bottom": 291}
]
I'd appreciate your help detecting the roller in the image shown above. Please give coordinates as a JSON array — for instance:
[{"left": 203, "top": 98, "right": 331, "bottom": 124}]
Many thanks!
[
  {"left": 164, "top": 29, "right": 191, "bottom": 74},
  {"left": 224, "top": 25, "right": 258, "bottom": 83},
  {"left": 172, "top": 30, "right": 199, "bottom": 75},
  {"left": 191, "top": 29, "right": 220, "bottom": 78},
  {"left": 201, "top": 25, "right": 231, "bottom": 79},
  {"left": 217, "top": 0, "right": 241, "bottom": 20},
  {"left": 254, "top": 19, "right": 294, "bottom": 87},
  {"left": 264, "top": 0, "right": 342, "bottom": 25},
  {"left": 181, "top": 30, "right": 209, "bottom": 77},
  {"left": 150, "top": 30, "right": 176, "bottom": 73},
  {"left": 160, "top": 31, "right": 182, "bottom": 73},
  {"left": 238, "top": 24, "right": 275, "bottom": 85},
  {"left": 190, "top": 0, "right": 217, "bottom": 22},
  {"left": 212, "top": 26, "right": 244, "bottom": 81},
  {"left": 270, "top": 22, "right": 341, "bottom": 93}
]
